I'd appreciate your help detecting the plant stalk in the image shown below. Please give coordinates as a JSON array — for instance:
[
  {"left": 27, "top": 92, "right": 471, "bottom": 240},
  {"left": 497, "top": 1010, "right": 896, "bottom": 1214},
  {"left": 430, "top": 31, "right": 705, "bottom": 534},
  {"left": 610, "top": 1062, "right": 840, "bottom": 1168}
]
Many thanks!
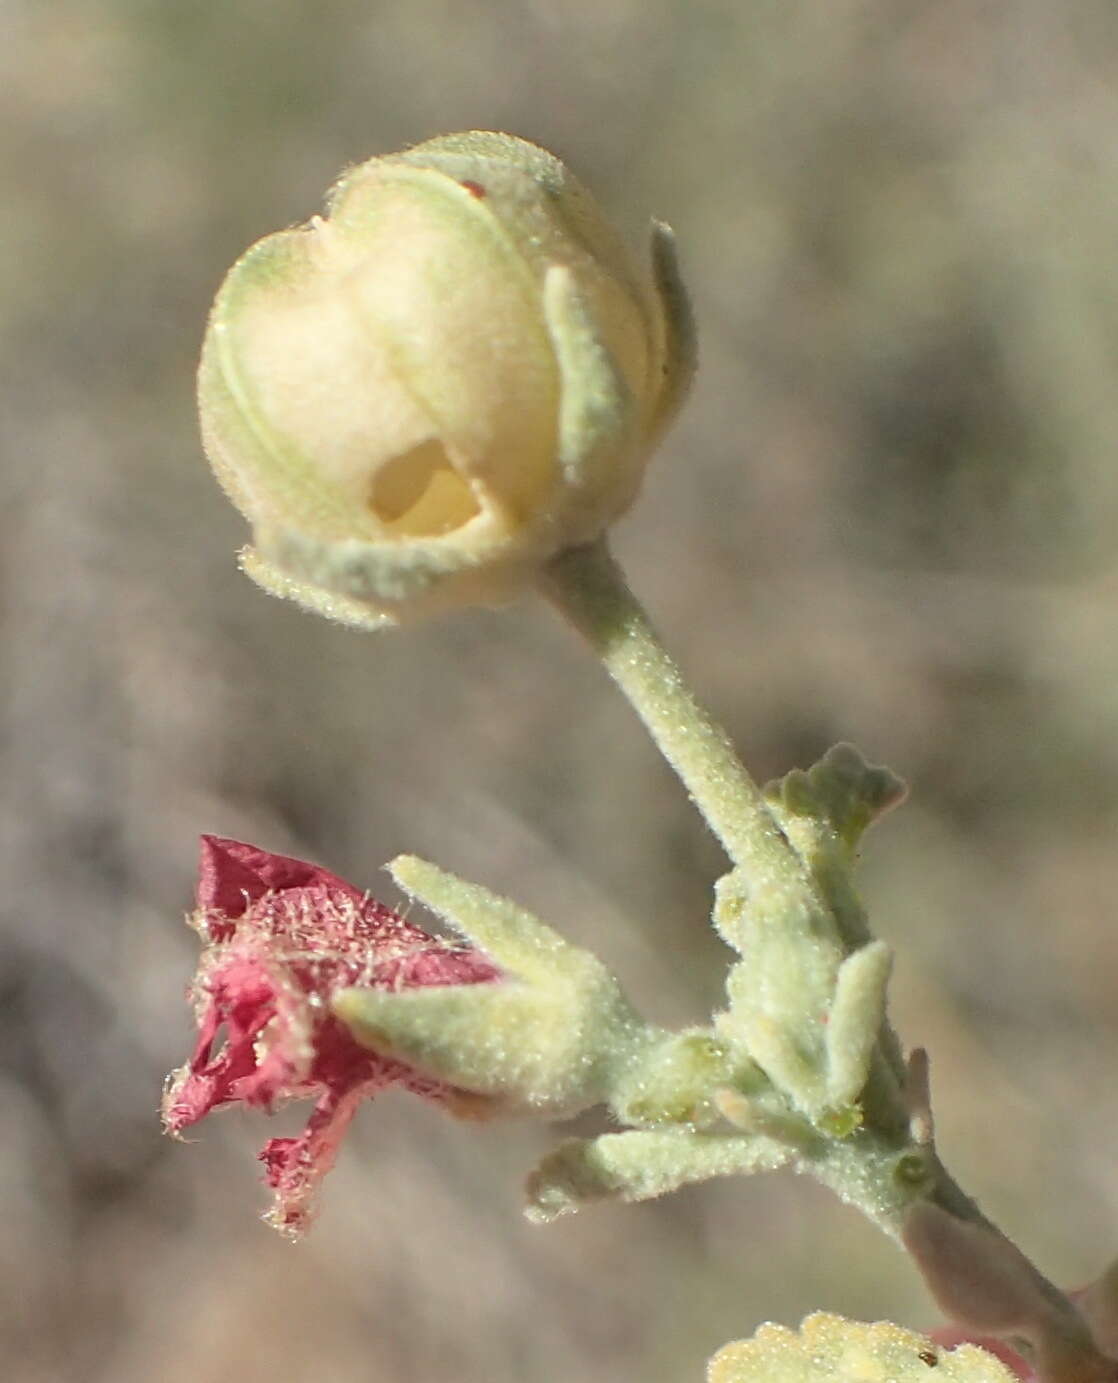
[
  {"left": 540, "top": 539, "right": 796, "bottom": 879},
  {"left": 539, "top": 537, "right": 1108, "bottom": 1383}
]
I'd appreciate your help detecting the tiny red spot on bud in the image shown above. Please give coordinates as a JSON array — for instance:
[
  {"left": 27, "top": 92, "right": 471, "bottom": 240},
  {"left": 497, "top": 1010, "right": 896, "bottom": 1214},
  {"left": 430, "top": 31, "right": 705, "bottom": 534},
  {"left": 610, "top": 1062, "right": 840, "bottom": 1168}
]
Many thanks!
[{"left": 460, "top": 179, "right": 487, "bottom": 198}]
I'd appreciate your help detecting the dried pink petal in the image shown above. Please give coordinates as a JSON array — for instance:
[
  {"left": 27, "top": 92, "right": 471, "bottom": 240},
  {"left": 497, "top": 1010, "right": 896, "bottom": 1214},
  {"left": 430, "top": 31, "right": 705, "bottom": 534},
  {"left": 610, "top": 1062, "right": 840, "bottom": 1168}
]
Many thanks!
[{"left": 163, "top": 836, "right": 499, "bottom": 1236}]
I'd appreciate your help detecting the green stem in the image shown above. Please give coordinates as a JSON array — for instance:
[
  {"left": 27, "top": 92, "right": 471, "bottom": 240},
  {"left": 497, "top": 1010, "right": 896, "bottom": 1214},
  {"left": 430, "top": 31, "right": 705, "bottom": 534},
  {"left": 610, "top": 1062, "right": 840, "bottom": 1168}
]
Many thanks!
[
  {"left": 540, "top": 539, "right": 796, "bottom": 879},
  {"left": 539, "top": 537, "right": 1103, "bottom": 1381},
  {"left": 541, "top": 540, "right": 913, "bottom": 1140}
]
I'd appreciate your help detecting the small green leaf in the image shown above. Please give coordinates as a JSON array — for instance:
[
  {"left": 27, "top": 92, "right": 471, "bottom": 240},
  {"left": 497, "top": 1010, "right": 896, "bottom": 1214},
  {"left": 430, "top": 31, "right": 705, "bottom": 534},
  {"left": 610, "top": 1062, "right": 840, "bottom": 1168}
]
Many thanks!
[
  {"left": 525, "top": 1129, "right": 792, "bottom": 1222},
  {"left": 764, "top": 743, "right": 907, "bottom": 861},
  {"left": 824, "top": 941, "right": 893, "bottom": 1109}
]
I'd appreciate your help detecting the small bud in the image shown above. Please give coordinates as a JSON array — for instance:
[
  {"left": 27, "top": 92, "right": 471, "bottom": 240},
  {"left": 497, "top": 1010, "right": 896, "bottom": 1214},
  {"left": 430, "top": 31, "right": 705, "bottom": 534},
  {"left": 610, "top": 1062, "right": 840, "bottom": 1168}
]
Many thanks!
[
  {"left": 714, "top": 875, "right": 842, "bottom": 1117},
  {"left": 610, "top": 1028, "right": 762, "bottom": 1131},
  {"left": 199, "top": 131, "right": 695, "bottom": 627}
]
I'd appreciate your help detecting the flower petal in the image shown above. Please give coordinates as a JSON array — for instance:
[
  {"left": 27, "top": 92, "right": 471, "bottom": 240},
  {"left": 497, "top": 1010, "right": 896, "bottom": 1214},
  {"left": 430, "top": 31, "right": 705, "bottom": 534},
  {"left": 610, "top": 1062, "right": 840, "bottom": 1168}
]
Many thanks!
[
  {"left": 167, "top": 838, "right": 506, "bottom": 1234},
  {"left": 196, "top": 834, "right": 363, "bottom": 918},
  {"left": 259, "top": 1082, "right": 379, "bottom": 1237}
]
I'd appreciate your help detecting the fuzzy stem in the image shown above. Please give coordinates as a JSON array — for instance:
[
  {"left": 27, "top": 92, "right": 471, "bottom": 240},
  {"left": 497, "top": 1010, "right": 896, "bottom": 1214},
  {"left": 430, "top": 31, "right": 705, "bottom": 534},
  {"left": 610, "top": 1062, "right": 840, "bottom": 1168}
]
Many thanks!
[
  {"left": 540, "top": 539, "right": 795, "bottom": 877},
  {"left": 541, "top": 539, "right": 926, "bottom": 1174},
  {"left": 539, "top": 537, "right": 1104, "bottom": 1382}
]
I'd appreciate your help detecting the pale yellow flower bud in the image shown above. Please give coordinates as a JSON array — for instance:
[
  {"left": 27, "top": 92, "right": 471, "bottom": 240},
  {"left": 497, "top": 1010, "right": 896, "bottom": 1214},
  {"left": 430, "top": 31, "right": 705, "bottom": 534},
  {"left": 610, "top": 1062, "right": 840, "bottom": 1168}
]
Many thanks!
[{"left": 198, "top": 130, "right": 695, "bottom": 627}]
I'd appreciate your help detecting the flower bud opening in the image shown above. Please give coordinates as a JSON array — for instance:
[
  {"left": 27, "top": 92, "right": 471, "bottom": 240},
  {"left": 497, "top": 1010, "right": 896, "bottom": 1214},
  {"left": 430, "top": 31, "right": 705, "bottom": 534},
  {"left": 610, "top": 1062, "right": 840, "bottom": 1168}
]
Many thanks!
[{"left": 198, "top": 130, "right": 695, "bottom": 626}]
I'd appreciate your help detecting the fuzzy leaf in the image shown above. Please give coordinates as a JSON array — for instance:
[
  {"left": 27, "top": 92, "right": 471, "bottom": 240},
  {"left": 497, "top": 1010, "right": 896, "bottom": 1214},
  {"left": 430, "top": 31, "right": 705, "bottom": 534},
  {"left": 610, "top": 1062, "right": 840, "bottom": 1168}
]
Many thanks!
[
  {"left": 525, "top": 1129, "right": 792, "bottom": 1223},
  {"left": 764, "top": 743, "right": 906, "bottom": 864},
  {"left": 824, "top": 941, "right": 893, "bottom": 1109}
]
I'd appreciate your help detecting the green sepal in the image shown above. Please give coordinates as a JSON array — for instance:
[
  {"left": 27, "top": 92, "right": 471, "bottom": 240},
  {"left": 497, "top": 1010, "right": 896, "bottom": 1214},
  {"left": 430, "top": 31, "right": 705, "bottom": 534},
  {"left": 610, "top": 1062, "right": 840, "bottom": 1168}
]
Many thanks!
[
  {"left": 524, "top": 1129, "right": 793, "bottom": 1223},
  {"left": 646, "top": 220, "right": 697, "bottom": 441},
  {"left": 543, "top": 263, "right": 635, "bottom": 512},
  {"left": 824, "top": 941, "right": 893, "bottom": 1109},
  {"left": 333, "top": 856, "right": 648, "bottom": 1116}
]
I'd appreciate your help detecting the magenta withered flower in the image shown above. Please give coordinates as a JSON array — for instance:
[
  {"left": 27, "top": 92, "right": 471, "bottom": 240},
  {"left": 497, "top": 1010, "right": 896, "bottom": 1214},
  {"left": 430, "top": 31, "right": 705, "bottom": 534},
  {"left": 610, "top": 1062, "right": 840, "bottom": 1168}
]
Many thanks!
[{"left": 163, "top": 836, "right": 500, "bottom": 1236}]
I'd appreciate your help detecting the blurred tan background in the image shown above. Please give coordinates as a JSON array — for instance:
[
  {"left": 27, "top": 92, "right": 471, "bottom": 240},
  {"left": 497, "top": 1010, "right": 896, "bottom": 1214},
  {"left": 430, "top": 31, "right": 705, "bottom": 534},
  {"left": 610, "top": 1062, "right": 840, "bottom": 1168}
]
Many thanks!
[{"left": 6, "top": 1, "right": 1118, "bottom": 1379}]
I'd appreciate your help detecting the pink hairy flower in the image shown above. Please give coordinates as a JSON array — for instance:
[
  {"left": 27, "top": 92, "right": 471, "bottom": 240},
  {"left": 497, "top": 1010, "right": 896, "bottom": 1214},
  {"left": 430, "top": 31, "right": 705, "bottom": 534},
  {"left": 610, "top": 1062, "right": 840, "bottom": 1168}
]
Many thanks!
[{"left": 163, "top": 836, "right": 500, "bottom": 1236}]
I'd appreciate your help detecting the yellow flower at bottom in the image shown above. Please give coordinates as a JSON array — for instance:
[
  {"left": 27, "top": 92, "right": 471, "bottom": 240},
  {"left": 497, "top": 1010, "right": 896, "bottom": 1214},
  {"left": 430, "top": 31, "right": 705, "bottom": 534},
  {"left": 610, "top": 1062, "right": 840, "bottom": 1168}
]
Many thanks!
[
  {"left": 707, "top": 1314, "right": 1019, "bottom": 1383},
  {"left": 198, "top": 130, "right": 695, "bottom": 627}
]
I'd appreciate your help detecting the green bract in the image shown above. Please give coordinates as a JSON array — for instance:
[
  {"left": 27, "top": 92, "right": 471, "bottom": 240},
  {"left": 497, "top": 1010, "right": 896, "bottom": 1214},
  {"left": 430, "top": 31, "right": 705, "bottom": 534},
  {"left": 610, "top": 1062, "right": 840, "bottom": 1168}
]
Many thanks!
[
  {"left": 332, "top": 855, "right": 648, "bottom": 1117},
  {"left": 198, "top": 131, "right": 695, "bottom": 627}
]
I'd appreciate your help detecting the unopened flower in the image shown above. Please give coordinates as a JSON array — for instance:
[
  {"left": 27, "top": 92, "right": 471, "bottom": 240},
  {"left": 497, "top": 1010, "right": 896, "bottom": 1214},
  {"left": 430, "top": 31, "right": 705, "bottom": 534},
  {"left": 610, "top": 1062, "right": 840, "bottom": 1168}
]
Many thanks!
[
  {"left": 198, "top": 130, "right": 695, "bottom": 627},
  {"left": 162, "top": 836, "right": 500, "bottom": 1236}
]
